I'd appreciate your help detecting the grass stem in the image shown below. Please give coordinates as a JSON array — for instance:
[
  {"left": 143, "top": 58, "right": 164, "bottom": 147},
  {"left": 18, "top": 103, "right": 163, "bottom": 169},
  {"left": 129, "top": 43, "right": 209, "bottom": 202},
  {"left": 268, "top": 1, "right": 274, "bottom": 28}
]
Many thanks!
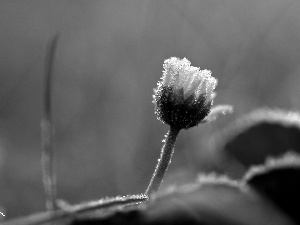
[{"left": 41, "top": 33, "right": 59, "bottom": 212}]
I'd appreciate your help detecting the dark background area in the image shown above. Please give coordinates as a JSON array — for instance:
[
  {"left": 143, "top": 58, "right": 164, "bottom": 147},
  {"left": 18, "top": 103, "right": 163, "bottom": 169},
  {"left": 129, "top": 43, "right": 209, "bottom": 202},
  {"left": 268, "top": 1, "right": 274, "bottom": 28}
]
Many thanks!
[{"left": 0, "top": 0, "right": 300, "bottom": 219}]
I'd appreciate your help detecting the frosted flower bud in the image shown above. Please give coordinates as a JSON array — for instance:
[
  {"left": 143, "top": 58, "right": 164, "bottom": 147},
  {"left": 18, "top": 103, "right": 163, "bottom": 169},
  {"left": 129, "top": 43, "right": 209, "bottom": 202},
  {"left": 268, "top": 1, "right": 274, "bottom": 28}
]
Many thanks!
[{"left": 153, "top": 57, "right": 217, "bottom": 129}]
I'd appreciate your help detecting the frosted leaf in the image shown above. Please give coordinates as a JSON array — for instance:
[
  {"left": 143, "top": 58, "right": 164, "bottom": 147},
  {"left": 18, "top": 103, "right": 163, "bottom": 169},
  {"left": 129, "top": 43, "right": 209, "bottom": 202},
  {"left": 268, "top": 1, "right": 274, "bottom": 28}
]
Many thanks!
[{"left": 201, "top": 105, "right": 234, "bottom": 123}]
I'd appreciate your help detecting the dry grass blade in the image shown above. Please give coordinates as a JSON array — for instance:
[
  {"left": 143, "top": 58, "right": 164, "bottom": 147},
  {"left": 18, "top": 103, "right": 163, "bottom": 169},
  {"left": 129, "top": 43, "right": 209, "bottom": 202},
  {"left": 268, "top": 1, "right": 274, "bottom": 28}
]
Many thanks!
[{"left": 41, "top": 33, "right": 60, "bottom": 212}]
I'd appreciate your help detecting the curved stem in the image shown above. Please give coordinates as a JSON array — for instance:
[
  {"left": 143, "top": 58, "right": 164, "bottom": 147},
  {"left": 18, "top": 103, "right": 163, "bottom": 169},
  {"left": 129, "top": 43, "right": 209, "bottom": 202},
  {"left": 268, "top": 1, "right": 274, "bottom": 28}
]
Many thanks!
[{"left": 145, "top": 126, "right": 180, "bottom": 197}]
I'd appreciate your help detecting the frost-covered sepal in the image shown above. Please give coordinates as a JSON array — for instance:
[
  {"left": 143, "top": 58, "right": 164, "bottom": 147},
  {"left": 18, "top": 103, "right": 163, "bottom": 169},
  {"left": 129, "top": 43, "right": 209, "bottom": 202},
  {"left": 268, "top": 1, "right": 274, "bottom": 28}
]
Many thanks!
[{"left": 154, "top": 85, "right": 212, "bottom": 129}]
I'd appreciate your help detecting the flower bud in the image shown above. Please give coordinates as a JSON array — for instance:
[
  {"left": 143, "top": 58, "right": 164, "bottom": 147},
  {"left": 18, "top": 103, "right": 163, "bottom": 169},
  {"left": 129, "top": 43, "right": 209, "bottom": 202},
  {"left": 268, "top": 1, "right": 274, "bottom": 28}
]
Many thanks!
[{"left": 153, "top": 57, "right": 217, "bottom": 129}]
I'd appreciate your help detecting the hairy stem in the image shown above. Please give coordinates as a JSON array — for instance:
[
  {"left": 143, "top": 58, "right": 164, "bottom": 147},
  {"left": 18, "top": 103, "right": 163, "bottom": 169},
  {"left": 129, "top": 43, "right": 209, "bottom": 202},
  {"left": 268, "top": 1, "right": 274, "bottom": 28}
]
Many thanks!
[
  {"left": 2, "top": 195, "right": 148, "bottom": 225},
  {"left": 41, "top": 33, "right": 59, "bottom": 212},
  {"left": 145, "top": 126, "right": 180, "bottom": 197}
]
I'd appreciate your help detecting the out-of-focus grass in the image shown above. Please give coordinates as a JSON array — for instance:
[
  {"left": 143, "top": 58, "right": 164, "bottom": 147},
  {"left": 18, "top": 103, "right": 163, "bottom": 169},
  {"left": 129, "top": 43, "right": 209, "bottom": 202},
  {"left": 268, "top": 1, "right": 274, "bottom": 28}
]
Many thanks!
[{"left": 0, "top": 0, "right": 300, "bottom": 218}]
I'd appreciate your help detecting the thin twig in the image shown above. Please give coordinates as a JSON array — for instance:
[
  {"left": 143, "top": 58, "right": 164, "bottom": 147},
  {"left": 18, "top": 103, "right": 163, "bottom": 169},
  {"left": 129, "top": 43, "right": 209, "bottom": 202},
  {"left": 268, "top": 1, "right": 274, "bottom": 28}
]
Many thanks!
[
  {"left": 41, "top": 33, "right": 60, "bottom": 212},
  {"left": 1, "top": 195, "right": 148, "bottom": 225}
]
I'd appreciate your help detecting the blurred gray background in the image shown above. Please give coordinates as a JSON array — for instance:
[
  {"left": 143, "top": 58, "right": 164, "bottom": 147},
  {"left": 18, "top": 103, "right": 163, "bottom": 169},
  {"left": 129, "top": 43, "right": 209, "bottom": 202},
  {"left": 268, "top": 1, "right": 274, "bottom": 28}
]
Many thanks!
[{"left": 0, "top": 0, "right": 300, "bottom": 218}]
